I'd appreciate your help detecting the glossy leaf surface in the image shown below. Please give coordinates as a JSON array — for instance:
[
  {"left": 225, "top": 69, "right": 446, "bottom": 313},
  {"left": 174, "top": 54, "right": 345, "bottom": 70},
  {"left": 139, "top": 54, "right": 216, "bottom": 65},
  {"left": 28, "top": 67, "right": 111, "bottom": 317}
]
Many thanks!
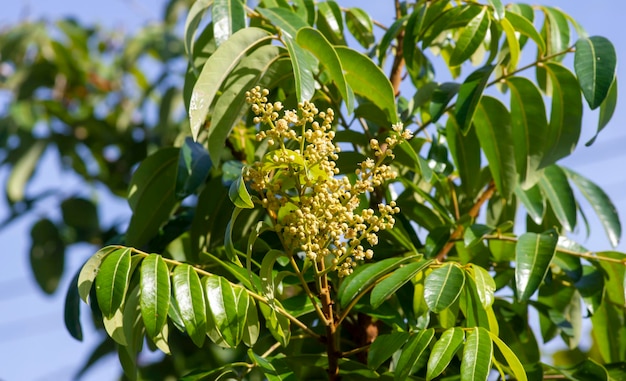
[{"left": 515, "top": 230, "right": 558, "bottom": 301}]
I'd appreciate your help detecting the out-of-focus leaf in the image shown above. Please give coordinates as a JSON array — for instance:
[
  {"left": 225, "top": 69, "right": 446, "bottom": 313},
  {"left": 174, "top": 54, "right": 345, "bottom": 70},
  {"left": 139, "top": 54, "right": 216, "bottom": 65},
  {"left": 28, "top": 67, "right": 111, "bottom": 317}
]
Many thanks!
[
  {"left": 29, "top": 218, "right": 65, "bottom": 294},
  {"left": 449, "top": 8, "right": 490, "bottom": 67},
  {"left": 176, "top": 137, "right": 212, "bottom": 199},
  {"left": 455, "top": 65, "right": 495, "bottom": 134},
  {"left": 488, "top": 330, "right": 528, "bottom": 381},
  {"left": 504, "top": 11, "right": 545, "bottom": 54},
  {"left": 574, "top": 36, "right": 617, "bottom": 110},
  {"left": 557, "top": 359, "right": 609, "bottom": 381},
  {"left": 172, "top": 264, "right": 207, "bottom": 347},
  {"left": 335, "top": 46, "right": 398, "bottom": 124},
  {"left": 539, "top": 165, "right": 576, "bottom": 232},
  {"left": 7, "top": 140, "right": 46, "bottom": 203},
  {"left": 139, "top": 254, "right": 170, "bottom": 341},
  {"left": 212, "top": 0, "right": 246, "bottom": 46},
  {"left": 540, "top": 63, "right": 582, "bottom": 168},
  {"left": 588, "top": 78, "right": 618, "bottom": 146},
  {"left": 96, "top": 248, "right": 133, "bottom": 318},
  {"left": 65, "top": 270, "right": 83, "bottom": 341},
  {"left": 395, "top": 328, "right": 435, "bottom": 381},
  {"left": 296, "top": 27, "right": 353, "bottom": 113},
  {"left": 461, "top": 327, "right": 492, "bottom": 381},
  {"left": 424, "top": 263, "right": 466, "bottom": 313},
  {"left": 184, "top": 0, "right": 212, "bottom": 58},
  {"left": 515, "top": 230, "right": 558, "bottom": 301},
  {"left": 500, "top": 16, "right": 520, "bottom": 71},
  {"left": 367, "top": 331, "right": 410, "bottom": 370},
  {"left": 487, "top": 0, "right": 504, "bottom": 20},
  {"left": 541, "top": 6, "right": 570, "bottom": 57},
  {"left": 426, "top": 327, "right": 465, "bottom": 380},
  {"left": 506, "top": 76, "right": 547, "bottom": 188},
  {"left": 338, "top": 256, "right": 416, "bottom": 308},
  {"left": 371, "top": 259, "right": 432, "bottom": 309},
  {"left": 473, "top": 96, "right": 516, "bottom": 199},
  {"left": 345, "top": 7, "right": 374, "bottom": 48},
  {"left": 189, "top": 27, "right": 272, "bottom": 139}
]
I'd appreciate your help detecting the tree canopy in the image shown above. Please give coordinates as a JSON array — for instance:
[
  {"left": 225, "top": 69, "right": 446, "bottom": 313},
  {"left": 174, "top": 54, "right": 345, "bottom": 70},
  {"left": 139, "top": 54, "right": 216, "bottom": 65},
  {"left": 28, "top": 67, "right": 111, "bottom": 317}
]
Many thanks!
[{"left": 1, "top": 0, "right": 624, "bottom": 380}]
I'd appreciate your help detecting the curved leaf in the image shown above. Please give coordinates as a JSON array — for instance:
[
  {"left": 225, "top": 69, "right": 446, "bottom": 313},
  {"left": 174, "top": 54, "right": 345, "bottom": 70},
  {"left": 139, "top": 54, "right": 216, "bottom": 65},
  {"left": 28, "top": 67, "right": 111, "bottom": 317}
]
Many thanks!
[
  {"left": 427, "top": 327, "right": 465, "bottom": 380},
  {"left": 563, "top": 167, "right": 621, "bottom": 247},
  {"left": 126, "top": 148, "right": 179, "bottom": 247},
  {"left": 29, "top": 218, "right": 65, "bottom": 294},
  {"left": 515, "top": 230, "right": 558, "bottom": 301},
  {"left": 345, "top": 7, "right": 374, "bottom": 48},
  {"left": 172, "top": 264, "right": 207, "bottom": 347},
  {"left": 367, "top": 331, "right": 410, "bottom": 370},
  {"left": 541, "top": 6, "right": 570, "bottom": 57},
  {"left": 258, "top": 7, "right": 308, "bottom": 39},
  {"left": 228, "top": 173, "right": 254, "bottom": 209},
  {"left": 335, "top": 46, "right": 398, "bottom": 124},
  {"left": 539, "top": 165, "right": 576, "bottom": 231},
  {"left": 78, "top": 246, "right": 119, "bottom": 303},
  {"left": 284, "top": 36, "right": 317, "bottom": 103},
  {"left": 316, "top": 0, "right": 345, "bottom": 45},
  {"left": 184, "top": 0, "right": 212, "bottom": 58},
  {"left": 95, "top": 247, "right": 132, "bottom": 318},
  {"left": 504, "top": 10, "right": 545, "bottom": 54},
  {"left": 176, "top": 137, "right": 212, "bottom": 199},
  {"left": 140, "top": 254, "right": 171, "bottom": 341},
  {"left": 371, "top": 259, "right": 432, "bottom": 309},
  {"left": 499, "top": 16, "right": 520, "bottom": 71},
  {"left": 515, "top": 184, "right": 545, "bottom": 225},
  {"left": 588, "top": 78, "right": 617, "bottom": 146},
  {"left": 212, "top": 0, "right": 246, "bottom": 46},
  {"left": 450, "top": 7, "right": 490, "bottom": 67},
  {"left": 574, "top": 36, "right": 617, "bottom": 109},
  {"left": 468, "top": 264, "right": 496, "bottom": 308},
  {"left": 430, "top": 82, "right": 460, "bottom": 123},
  {"left": 461, "top": 327, "right": 492, "bottom": 381},
  {"left": 455, "top": 64, "right": 495, "bottom": 134},
  {"left": 473, "top": 96, "right": 516, "bottom": 199},
  {"left": 7, "top": 140, "right": 46, "bottom": 203},
  {"left": 395, "top": 328, "right": 435, "bottom": 381},
  {"left": 488, "top": 331, "right": 528, "bottom": 381},
  {"left": 338, "top": 256, "right": 416, "bottom": 308},
  {"left": 204, "top": 275, "right": 245, "bottom": 348},
  {"left": 424, "top": 263, "right": 466, "bottom": 313},
  {"left": 296, "top": 27, "right": 353, "bottom": 113},
  {"left": 506, "top": 76, "right": 547, "bottom": 187},
  {"left": 189, "top": 27, "right": 273, "bottom": 139}
]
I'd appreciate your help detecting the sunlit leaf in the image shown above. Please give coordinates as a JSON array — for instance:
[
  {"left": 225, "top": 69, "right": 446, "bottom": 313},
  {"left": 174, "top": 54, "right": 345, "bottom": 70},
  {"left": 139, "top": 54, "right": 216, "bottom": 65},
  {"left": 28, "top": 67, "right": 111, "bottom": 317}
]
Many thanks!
[
  {"left": 78, "top": 246, "right": 119, "bottom": 303},
  {"left": 515, "top": 230, "right": 558, "bottom": 301},
  {"left": 539, "top": 165, "right": 576, "bottom": 232},
  {"left": 426, "top": 327, "right": 465, "bottom": 380},
  {"left": 345, "top": 7, "right": 374, "bottom": 48},
  {"left": 468, "top": 264, "right": 496, "bottom": 308},
  {"left": 212, "top": 0, "right": 246, "bottom": 46},
  {"left": 140, "top": 254, "right": 170, "bottom": 341},
  {"left": 504, "top": 10, "right": 545, "bottom": 54},
  {"left": 96, "top": 247, "right": 132, "bottom": 318},
  {"left": 488, "top": 330, "right": 528, "bottom": 381},
  {"left": 371, "top": 259, "right": 432, "bottom": 309},
  {"left": 450, "top": 7, "right": 490, "bottom": 67},
  {"left": 424, "top": 263, "right": 466, "bottom": 313},
  {"left": 204, "top": 275, "right": 244, "bottom": 348},
  {"left": 395, "top": 328, "right": 435, "bottom": 381},
  {"left": 228, "top": 173, "right": 254, "bottom": 209},
  {"left": 455, "top": 65, "right": 495, "bottom": 134},
  {"left": 461, "top": 327, "right": 492, "bottom": 381},
  {"left": 172, "top": 264, "right": 207, "bottom": 347}
]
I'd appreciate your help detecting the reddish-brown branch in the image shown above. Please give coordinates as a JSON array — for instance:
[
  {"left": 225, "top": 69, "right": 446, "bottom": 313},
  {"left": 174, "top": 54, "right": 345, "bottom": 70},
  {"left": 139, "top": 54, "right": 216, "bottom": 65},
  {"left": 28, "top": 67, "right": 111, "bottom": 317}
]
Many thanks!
[
  {"left": 435, "top": 181, "right": 497, "bottom": 261},
  {"left": 389, "top": 0, "right": 405, "bottom": 96}
]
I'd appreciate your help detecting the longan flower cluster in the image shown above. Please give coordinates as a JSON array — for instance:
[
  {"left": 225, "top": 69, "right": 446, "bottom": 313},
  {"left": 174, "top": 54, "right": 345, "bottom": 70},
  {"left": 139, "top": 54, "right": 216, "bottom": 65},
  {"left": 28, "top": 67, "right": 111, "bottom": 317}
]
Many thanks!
[{"left": 243, "top": 87, "right": 409, "bottom": 277}]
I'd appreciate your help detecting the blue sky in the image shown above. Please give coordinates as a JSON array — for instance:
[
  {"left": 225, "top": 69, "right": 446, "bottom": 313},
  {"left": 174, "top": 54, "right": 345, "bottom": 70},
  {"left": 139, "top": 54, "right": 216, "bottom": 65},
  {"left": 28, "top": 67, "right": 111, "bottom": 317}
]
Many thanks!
[{"left": 0, "top": 1, "right": 624, "bottom": 380}]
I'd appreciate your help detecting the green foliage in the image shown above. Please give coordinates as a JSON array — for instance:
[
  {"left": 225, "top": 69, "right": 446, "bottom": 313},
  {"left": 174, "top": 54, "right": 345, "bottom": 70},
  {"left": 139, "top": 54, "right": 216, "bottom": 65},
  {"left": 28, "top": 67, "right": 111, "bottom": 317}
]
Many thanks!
[{"left": 2, "top": 0, "right": 626, "bottom": 380}]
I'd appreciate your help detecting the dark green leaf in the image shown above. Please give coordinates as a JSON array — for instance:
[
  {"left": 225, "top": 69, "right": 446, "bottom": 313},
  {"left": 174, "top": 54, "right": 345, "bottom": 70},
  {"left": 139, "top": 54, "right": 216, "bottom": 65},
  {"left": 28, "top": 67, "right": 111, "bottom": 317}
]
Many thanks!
[
  {"left": 539, "top": 165, "right": 576, "bottom": 232},
  {"left": 345, "top": 7, "right": 374, "bottom": 48},
  {"left": 259, "top": 299, "right": 291, "bottom": 347},
  {"left": 78, "top": 246, "right": 119, "bottom": 304},
  {"left": 172, "top": 264, "right": 207, "bottom": 347},
  {"left": 424, "top": 263, "right": 466, "bottom": 313},
  {"left": 449, "top": 8, "right": 490, "bottom": 67},
  {"left": 368, "top": 331, "right": 410, "bottom": 370},
  {"left": 473, "top": 96, "right": 516, "bottom": 199},
  {"left": 455, "top": 65, "right": 495, "bottom": 134},
  {"left": 429, "top": 82, "right": 459, "bottom": 123},
  {"left": 515, "top": 230, "right": 558, "bottom": 301},
  {"left": 446, "top": 115, "right": 481, "bottom": 198},
  {"left": 395, "top": 328, "right": 435, "bottom": 381},
  {"left": 176, "top": 137, "right": 212, "bottom": 199},
  {"left": 575, "top": 36, "right": 617, "bottom": 109},
  {"left": 371, "top": 259, "right": 432, "bottom": 309},
  {"left": 228, "top": 173, "right": 254, "bottom": 209},
  {"left": 140, "top": 254, "right": 171, "bottom": 341},
  {"left": 335, "top": 46, "right": 398, "bottom": 124},
  {"left": 426, "top": 327, "right": 465, "bottom": 380},
  {"left": 461, "top": 327, "right": 492, "bottom": 381},
  {"left": 284, "top": 35, "right": 317, "bottom": 103},
  {"left": 65, "top": 270, "right": 83, "bottom": 341},
  {"left": 557, "top": 359, "right": 609, "bottom": 381},
  {"left": 29, "top": 218, "right": 65, "bottom": 294},
  {"left": 212, "top": 0, "right": 246, "bottom": 46},
  {"left": 126, "top": 148, "right": 179, "bottom": 247},
  {"left": 339, "top": 256, "right": 416, "bottom": 308},
  {"left": 589, "top": 78, "right": 618, "bottom": 146},
  {"left": 515, "top": 184, "right": 545, "bottom": 225},
  {"left": 96, "top": 247, "right": 132, "bottom": 318}
]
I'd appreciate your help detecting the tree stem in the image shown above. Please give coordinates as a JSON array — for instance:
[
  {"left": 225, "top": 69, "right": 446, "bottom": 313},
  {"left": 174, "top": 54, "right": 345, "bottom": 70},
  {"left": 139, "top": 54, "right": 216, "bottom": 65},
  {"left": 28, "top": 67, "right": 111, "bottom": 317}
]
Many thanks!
[{"left": 318, "top": 261, "right": 340, "bottom": 380}]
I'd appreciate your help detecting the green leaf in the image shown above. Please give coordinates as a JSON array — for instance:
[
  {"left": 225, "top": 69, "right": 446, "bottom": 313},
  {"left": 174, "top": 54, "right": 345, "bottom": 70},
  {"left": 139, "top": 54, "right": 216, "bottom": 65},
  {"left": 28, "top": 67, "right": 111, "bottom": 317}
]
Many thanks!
[
  {"left": 540, "top": 62, "right": 583, "bottom": 168},
  {"left": 296, "top": 27, "right": 353, "bottom": 113},
  {"left": 499, "top": 16, "right": 520, "bottom": 71},
  {"left": 461, "top": 327, "right": 492, "bottom": 381},
  {"left": 563, "top": 167, "right": 621, "bottom": 247},
  {"left": 258, "top": 7, "right": 308, "bottom": 39},
  {"left": 243, "top": 297, "right": 259, "bottom": 346},
  {"left": 120, "top": 286, "right": 144, "bottom": 380},
  {"left": 259, "top": 299, "right": 291, "bottom": 347},
  {"left": 316, "top": 1, "right": 345, "bottom": 45},
  {"left": 284, "top": 36, "right": 317, "bottom": 103},
  {"left": 260, "top": 249, "right": 287, "bottom": 302},
  {"left": 541, "top": 6, "right": 570, "bottom": 57},
  {"left": 65, "top": 270, "right": 83, "bottom": 341},
  {"left": 212, "top": 0, "right": 246, "bottom": 46},
  {"left": 426, "top": 327, "right": 465, "bottom": 380},
  {"left": 487, "top": 0, "right": 504, "bottom": 20},
  {"left": 6, "top": 140, "right": 46, "bottom": 203},
  {"left": 395, "top": 328, "right": 435, "bottom": 381},
  {"left": 367, "top": 331, "right": 410, "bottom": 370},
  {"left": 338, "top": 256, "right": 416, "bottom": 308},
  {"left": 228, "top": 173, "right": 254, "bottom": 209},
  {"left": 140, "top": 254, "right": 171, "bottom": 341},
  {"left": 371, "top": 259, "right": 432, "bottom": 309},
  {"left": 126, "top": 148, "right": 179, "bottom": 247},
  {"left": 430, "top": 82, "right": 460, "bottom": 123},
  {"left": 504, "top": 11, "right": 545, "bottom": 54},
  {"left": 575, "top": 36, "right": 617, "bottom": 110},
  {"left": 539, "top": 165, "right": 577, "bottom": 231},
  {"left": 588, "top": 78, "right": 617, "bottom": 146},
  {"left": 555, "top": 359, "right": 609, "bottom": 381},
  {"left": 345, "top": 7, "right": 374, "bottom": 48},
  {"left": 172, "top": 264, "right": 207, "bottom": 347},
  {"left": 487, "top": 331, "right": 528, "bottom": 381},
  {"left": 184, "top": 0, "right": 212, "bottom": 59},
  {"left": 446, "top": 114, "right": 481, "bottom": 198},
  {"left": 29, "top": 218, "right": 65, "bottom": 294},
  {"left": 96, "top": 248, "right": 132, "bottom": 318},
  {"left": 189, "top": 27, "right": 273, "bottom": 140},
  {"left": 335, "top": 46, "right": 398, "bottom": 124},
  {"left": 176, "top": 137, "right": 212, "bottom": 199},
  {"left": 506, "top": 76, "right": 547, "bottom": 187},
  {"left": 449, "top": 7, "right": 490, "bottom": 67},
  {"left": 473, "top": 96, "right": 516, "bottom": 199},
  {"left": 424, "top": 263, "right": 466, "bottom": 313},
  {"left": 515, "top": 230, "right": 558, "bottom": 301},
  {"left": 204, "top": 275, "right": 245, "bottom": 348},
  {"left": 515, "top": 184, "right": 545, "bottom": 225},
  {"left": 78, "top": 246, "right": 119, "bottom": 304},
  {"left": 468, "top": 264, "right": 496, "bottom": 308},
  {"left": 455, "top": 64, "right": 495, "bottom": 134}
]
